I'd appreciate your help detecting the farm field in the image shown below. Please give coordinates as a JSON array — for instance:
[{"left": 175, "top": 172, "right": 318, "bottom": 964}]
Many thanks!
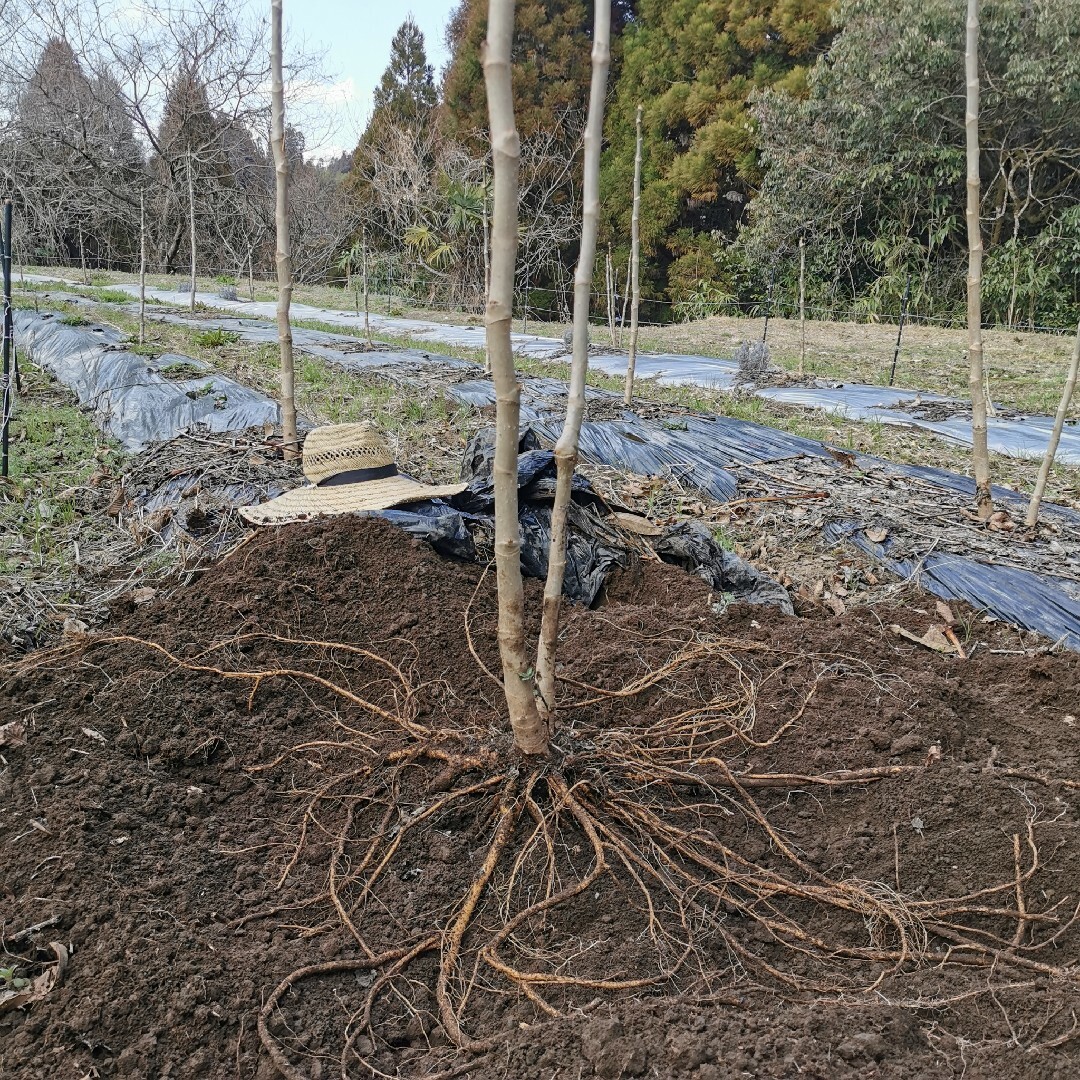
[{"left": 5, "top": 0, "right": 1080, "bottom": 1077}]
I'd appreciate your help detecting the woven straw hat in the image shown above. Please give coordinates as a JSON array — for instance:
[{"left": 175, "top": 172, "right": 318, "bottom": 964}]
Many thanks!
[{"left": 239, "top": 423, "right": 466, "bottom": 525}]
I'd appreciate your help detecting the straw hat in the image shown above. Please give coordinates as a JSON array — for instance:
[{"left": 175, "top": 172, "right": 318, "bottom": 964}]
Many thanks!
[{"left": 239, "top": 424, "right": 466, "bottom": 525}]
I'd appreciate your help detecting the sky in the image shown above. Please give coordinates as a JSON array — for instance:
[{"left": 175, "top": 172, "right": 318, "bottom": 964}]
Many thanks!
[{"left": 287, "top": 0, "right": 456, "bottom": 160}]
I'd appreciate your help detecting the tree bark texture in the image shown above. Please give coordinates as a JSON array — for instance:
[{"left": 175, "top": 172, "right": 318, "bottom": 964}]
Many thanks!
[
  {"left": 966, "top": 0, "right": 992, "bottom": 519},
  {"left": 483, "top": 0, "right": 548, "bottom": 756},
  {"left": 623, "top": 103, "right": 643, "bottom": 405},
  {"left": 1025, "top": 322, "right": 1080, "bottom": 527},
  {"left": 535, "top": 0, "right": 611, "bottom": 720},
  {"left": 271, "top": 0, "right": 299, "bottom": 459}
]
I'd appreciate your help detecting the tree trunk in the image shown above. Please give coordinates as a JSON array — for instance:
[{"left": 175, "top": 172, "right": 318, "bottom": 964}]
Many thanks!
[
  {"left": 623, "top": 103, "right": 643, "bottom": 405},
  {"left": 534, "top": 0, "right": 611, "bottom": 721},
  {"left": 482, "top": 193, "right": 492, "bottom": 372},
  {"left": 187, "top": 152, "right": 197, "bottom": 312},
  {"left": 483, "top": 0, "right": 548, "bottom": 757},
  {"left": 139, "top": 191, "right": 146, "bottom": 345},
  {"left": 619, "top": 251, "right": 631, "bottom": 347},
  {"left": 965, "top": 0, "right": 992, "bottom": 519},
  {"left": 271, "top": 0, "right": 299, "bottom": 460},
  {"left": 1025, "top": 321, "right": 1080, "bottom": 528}
]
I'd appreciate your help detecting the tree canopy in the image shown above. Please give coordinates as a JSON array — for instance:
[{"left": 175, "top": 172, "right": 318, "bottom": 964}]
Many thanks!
[
  {"left": 744, "top": 0, "right": 1080, "bottom": 327},
  {"left": 598, "top": 0, "right": 834, "bottom": 306},
  {"left": 372, "top": 17, "right": 437, "bottom": 129}
]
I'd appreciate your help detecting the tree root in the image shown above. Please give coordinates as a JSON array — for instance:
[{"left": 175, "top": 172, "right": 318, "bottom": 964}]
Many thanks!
[{"left": 77, "top": 627, "right": 1080, "bottom": 1078}]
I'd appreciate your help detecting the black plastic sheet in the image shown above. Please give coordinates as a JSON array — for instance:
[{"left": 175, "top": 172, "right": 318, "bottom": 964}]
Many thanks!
[{"left": 825, "top": 521, "right": 1080, "bottom": 650}]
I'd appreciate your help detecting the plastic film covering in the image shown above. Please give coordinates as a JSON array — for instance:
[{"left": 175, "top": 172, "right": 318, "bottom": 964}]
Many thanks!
[
  {"left": 826, "top": 521, "right": 1080, "bottom": 650},
  {"left": 14, "top": 311, "right": 282, "bottom": 450},
  {"left": 22, "top": 273, "right": 1080, "bottom": 463}
]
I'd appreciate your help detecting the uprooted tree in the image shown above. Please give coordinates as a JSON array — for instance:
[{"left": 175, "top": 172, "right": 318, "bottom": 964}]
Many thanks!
[{"left": 29, "top": 3, "right": 1074, "bottom": 1075}]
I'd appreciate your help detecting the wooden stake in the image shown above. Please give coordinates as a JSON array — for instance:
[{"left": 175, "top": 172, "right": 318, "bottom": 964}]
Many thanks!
[
  {"left": 138, "top": 190, "right": 146, "bottom": 345},
  {"left": 965, "top": 0, "right": 992, "bottom": 519},
  {"left": 362, "top": 234, "right": 371, "bottom": 346},
  {"left": 606, "top": 244, "right": 616, "bottom": 346},
  {"left": 623, "top": 103, "right": 643, "bottom": 405},
  {"left": 535, "top": 0, "right": 611, "bottom": 720},
  {"left": 1026, "top": 321, "right": 1080, "bottom": 527},
  {"left": 483, "top": 0, "right": 548, "bottom": 756},
  {"left": 187, "top": 151, "right": 196, "bottom": 312},
  {"left": 271, "top": 0, "right": 299, "bottom": 460},
  {"left": 798, "top": 236, "right": 806, "bottom": 378}
]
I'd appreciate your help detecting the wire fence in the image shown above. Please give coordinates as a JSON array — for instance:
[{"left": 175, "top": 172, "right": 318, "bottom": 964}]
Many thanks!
[{"left": 15, "top": 252, "right": 1080, "bottom": 342}]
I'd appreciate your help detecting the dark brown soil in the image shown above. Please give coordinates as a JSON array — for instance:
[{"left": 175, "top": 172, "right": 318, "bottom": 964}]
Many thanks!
[{"left": 2, "top": 516, "right": 1079, "bottom": 1080}]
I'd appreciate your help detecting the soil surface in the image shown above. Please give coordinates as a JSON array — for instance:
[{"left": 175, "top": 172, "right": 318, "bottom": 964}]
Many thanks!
[{"left": 2, "top": 516, "right": 1079, "bottom": 1079}]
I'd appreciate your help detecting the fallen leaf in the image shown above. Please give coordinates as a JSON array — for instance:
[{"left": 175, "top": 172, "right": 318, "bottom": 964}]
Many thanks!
[
  {"left": 889, "top": 624, "right": 957, "bottom": 655},
  {"left": 865, "top": 527, "right": 889, "bottom": 544},
  {"left": 0, "top": 719, "right": 27, "bottom": 748},
  {"left": 935, "top": 601, "right": 956, "bottom": 626},
  {"left": 0, "top": 942, "right": 68, "bottom": 1015},
  {"left": 132, "top": 587, "right": 156, "bottom": 605},
  {"left": 81, "top": 727, "right": 107, "bottom": 744},
  {"left": 825, "top": 596, "right": 847, "bottom": 616},
  {"left": 611, "top": 511, "right": 662, "bottom": 537}
]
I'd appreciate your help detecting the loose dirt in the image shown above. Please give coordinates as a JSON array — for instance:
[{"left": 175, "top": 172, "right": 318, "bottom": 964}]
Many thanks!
[{"left": 2, "top": 516, "right": 1079, "bottom": 1079}]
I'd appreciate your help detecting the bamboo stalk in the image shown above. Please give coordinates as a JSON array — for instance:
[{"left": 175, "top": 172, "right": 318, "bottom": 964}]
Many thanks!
[
  {"left": 623, "top": 103, "right": 643, "bottom": 405},
  {"left": 270, "top": 0, "right": 299, "bottom": 459},
  {"left": 1025, "top": 322, "right": 1080, "bottom": 528},
  {"left": 535, "top": 0, "right": 611, "bottom": 720},
  {"left": 965, "top": 0, "right": 992, "bottom": 519},
  {"left": 483, "top": 0, "right": 548, "bottom": 756}
]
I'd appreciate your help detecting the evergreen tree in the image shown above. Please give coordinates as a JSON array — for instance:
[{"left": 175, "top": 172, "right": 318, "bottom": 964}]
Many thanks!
[
  {"left": 599, "top": 0, "right": 833, "bottom": 305},
  {"left": 372, "top": 17, "right": 437, "bottom": 129},
  {"left": 441, "top": 0, "right": 636, "bottom": 146}
]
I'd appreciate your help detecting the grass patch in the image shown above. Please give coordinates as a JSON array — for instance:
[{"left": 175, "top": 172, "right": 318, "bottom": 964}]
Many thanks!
[
  {"left": 158, "top": 360, "right": 208, "bottom": 380},
  {"left": 59, "top": 313, "right": 90, "bottom": 326},
  {"left": 193, "top": 328, "right": 240, "bottom": 348},
  {"left": 0, "top": 363, "right": 125, "bottom": 577}
]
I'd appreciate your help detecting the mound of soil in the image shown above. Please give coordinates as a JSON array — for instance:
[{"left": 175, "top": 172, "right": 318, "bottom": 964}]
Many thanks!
[{"left": 2, "top": 516, "right": 1079, "bottom": 1079}]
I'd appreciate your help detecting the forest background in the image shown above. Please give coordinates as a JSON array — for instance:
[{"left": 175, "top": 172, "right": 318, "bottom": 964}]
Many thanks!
[{"left": 6, "top": 0, "right": 1080, "bottom": 333}]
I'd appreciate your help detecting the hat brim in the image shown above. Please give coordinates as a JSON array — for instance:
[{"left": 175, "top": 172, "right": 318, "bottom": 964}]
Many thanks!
[{"left": 239, "top": 475, "right": 467, "bottom": 525}]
